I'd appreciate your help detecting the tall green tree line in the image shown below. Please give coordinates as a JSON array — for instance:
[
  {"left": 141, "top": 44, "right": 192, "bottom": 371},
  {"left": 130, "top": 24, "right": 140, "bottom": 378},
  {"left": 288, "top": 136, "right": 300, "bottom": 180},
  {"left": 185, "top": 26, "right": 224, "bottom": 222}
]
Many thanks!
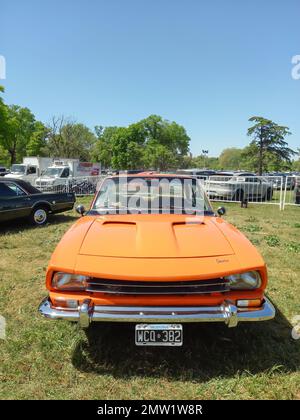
[{"left": 0, "top": 87, "right": 298, "bottom": 172}]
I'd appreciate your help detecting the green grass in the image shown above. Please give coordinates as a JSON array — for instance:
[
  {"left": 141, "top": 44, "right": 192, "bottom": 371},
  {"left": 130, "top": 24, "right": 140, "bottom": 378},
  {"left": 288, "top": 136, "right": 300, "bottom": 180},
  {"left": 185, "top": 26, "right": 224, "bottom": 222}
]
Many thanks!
[{"left": 0, "top": 200, "right": 300, "bottom": 400}]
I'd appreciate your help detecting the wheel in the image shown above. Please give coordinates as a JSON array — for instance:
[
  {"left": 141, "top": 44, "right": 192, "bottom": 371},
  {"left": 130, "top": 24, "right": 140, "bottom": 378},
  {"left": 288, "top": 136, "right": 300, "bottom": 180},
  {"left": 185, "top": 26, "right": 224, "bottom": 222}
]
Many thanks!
[
  {"left": 30, "top": 206, "right": 49, "bottom": 226},
  {"left": 233, "top": 189, "right": 244, "bottom": 201}
]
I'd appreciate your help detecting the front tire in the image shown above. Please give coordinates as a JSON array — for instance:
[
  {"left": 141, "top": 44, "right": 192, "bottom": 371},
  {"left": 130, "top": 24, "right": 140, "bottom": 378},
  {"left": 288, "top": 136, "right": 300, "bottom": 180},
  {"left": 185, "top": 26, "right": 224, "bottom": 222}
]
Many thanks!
[{"left": 30, "top": 206, "right": 49, "bottom": 226}]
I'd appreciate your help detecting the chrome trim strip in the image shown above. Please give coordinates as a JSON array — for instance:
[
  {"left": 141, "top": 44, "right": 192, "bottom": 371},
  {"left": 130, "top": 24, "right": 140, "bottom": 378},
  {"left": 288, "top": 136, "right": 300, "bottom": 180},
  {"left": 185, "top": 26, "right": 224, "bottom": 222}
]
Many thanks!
[
  {"left": 0, "top": 200, "right": 75, "bottom": 213},
  {"left": 38, "top": 297, "right": 275, "bottom": 328}
]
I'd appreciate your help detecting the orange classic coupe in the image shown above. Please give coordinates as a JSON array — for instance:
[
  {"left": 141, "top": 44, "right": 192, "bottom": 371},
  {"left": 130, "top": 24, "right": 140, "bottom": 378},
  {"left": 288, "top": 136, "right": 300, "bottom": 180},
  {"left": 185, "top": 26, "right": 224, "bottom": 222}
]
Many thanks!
[{"left": 39, "top": 174, "right": 275, "bottom": 346}]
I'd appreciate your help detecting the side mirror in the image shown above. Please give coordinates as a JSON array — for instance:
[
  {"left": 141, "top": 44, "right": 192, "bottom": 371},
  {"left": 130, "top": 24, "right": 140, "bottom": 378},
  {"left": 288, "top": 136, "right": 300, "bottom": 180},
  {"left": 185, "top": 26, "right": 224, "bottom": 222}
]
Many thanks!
[
  {"left": 76, "top": 204, "right": 86, "bottom": 216},
  {"left": 217, "top": 206, "right": 226, "bottom": 216}
]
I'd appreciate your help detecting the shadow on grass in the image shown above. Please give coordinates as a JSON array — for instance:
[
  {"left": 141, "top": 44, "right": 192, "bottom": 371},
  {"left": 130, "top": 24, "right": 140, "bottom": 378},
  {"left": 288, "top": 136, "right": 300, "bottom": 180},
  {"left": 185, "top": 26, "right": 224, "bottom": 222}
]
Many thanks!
[
  {"left": 0, "top": 213, "right": 77, "bottom": 234},
  {"left": 72, "top": 307, "right": 300, "bottom": 381}
]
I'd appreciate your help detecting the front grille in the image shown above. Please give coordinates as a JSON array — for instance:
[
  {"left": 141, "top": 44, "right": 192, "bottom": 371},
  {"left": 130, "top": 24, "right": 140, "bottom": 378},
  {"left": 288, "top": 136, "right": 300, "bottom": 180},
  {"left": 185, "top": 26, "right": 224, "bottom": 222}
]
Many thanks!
[{"left": 86, "top": 278, "right": 230, "bottom": 295}]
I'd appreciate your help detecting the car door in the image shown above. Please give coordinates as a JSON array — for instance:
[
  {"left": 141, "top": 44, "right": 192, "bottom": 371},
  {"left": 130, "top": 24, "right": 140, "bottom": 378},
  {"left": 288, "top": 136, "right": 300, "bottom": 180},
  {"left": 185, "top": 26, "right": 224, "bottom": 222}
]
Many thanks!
[
  {"left": 234, "top": 175, "right": 249, "bottom": 198},
  {"left": 247, "top": 176, "right": 265, "bottom": 199},
  {"left": 0, "top": 182, "right": 32, "bottom": 222},
  {"left": 242, "top": 175, "right": 258, "bottom": 199}
]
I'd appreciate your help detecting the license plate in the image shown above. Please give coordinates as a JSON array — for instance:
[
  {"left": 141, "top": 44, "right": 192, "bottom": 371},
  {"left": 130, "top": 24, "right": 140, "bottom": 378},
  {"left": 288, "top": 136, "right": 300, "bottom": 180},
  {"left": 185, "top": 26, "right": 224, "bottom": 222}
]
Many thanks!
[{"left": 135, "top": 324, "right": 183, "bottom": 346}]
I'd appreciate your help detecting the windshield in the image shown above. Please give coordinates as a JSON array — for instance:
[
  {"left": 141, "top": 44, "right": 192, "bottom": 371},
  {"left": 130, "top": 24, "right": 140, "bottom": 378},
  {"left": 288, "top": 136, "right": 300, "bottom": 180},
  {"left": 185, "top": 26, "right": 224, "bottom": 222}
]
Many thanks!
[
  {"left": 43, "top": 167, "right": 63, "bottom": 177},
  {"left": 92, "top": 176, "right": 213, "bottom": 215},
  {"left": 11, "top": 164, "right": 26, "bottom": 174}
]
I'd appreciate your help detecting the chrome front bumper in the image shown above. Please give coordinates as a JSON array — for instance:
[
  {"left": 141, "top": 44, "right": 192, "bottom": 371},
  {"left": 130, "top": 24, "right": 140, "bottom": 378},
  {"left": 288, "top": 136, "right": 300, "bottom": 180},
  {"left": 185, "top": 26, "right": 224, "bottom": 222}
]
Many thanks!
[{"left": 38, "top": 297, "right": 275, "bottom": 328}]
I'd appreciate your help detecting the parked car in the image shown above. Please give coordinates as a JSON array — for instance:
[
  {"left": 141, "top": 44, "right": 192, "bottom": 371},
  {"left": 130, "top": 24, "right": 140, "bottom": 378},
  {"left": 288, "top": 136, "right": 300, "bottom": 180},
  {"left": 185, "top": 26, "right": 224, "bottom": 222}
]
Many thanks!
[
  {"left": 39, "top": 174, "right": 275, "bottom": 347},
  {"left": 0, "top": 166, "right": 9, "bottom": 176},
  {"left": 177, "top": 169, "right": 216, "bottom": 180},
  {"left": 270, "top": 173, "right": 296, "bottom": 191},
  {"left": 205, "top": 172, "right": 273, "bottom": 201},
  {"left": 0, "top": 178, "right": 75, "bottom": 226}
]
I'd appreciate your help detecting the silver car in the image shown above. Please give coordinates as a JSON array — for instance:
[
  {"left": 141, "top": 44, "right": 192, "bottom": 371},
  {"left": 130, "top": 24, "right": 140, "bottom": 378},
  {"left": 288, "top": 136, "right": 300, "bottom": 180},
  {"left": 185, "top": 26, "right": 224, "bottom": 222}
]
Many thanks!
[{"left": 205, "top": 172, "right": 273, "bottom": 202}]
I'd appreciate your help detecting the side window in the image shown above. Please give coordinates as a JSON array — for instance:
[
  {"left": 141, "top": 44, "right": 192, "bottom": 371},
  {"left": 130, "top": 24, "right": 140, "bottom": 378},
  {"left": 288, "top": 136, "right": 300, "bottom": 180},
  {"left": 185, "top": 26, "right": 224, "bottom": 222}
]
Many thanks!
[
  {"left": 245, "top": 177, "right": 259, "bottom": 183},
  {"left": 6, "top": 183, "right": 26, "bottom": 196},
  {"left": 0, "top": 183, "right": 15, "bottom": 197},
  {"left": 28, "top": 166, "right": 36, "bottom": 174},
  {"left": 236, "top": 176, "right": 246, "bottom": 182},
  {"left": 0, "top": 183, "right": 26, "bottom": 197},
  {"left": 61, "top": 168, "right": 70, "bottom": 178}
]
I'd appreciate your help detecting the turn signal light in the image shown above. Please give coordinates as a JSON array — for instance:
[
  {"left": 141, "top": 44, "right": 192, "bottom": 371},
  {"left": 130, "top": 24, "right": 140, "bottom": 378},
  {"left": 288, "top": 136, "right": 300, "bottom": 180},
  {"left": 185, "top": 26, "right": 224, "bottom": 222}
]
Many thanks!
[
  {"left": 237, "top": 299, "right": 262, "bottom": 308},
  {"left": 52, "top": 298, "right": 79, "bottom": 309}
]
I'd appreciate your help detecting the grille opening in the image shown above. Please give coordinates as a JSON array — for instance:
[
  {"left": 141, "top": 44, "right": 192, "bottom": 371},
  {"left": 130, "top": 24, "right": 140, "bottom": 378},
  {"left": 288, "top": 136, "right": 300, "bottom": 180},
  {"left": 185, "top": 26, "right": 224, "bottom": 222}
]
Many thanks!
[{"left": 86, "top": 278, "right": 230, "bottom": 295}]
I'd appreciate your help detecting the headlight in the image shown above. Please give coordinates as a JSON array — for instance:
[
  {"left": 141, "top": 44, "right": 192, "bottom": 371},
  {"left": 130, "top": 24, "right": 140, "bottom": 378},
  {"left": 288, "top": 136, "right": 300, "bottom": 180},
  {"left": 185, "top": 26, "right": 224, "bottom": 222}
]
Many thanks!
[
  {"left": 225, "top": 271, "right": 261, "bottom": 290},
  {"left": 52, "top": 272, "right": 89, "bottom": 290}
]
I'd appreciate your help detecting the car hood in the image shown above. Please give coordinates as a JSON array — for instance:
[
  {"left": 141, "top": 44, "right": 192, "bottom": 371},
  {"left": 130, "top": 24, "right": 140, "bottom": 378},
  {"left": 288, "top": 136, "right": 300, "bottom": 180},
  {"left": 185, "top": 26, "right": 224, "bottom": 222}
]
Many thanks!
[
  {"left": 36, "top": 176, "right": 56, "bottom": 181},
  {"left": 4, "top": 173, "right": 23, "bottom": 178},
  {"left": 78, "top": 215, "right": 234, "bottom": 258},
  {"left": 48, "top": 215, "right": 265, "bottom": 280}
]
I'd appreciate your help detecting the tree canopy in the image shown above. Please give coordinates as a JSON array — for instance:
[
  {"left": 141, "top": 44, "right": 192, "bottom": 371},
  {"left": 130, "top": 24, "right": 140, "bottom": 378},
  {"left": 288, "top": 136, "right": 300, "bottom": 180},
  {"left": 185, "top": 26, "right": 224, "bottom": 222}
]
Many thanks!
[
  {"left": 0, "top": 105, "right": 45, "bottom": 165},
  {"left": 92, "top": 115, "right": 190, "bottom": 171},
  {"left": 44, "top": 116, "right": 97, "bottom": 160},
  {"left": 218, "top": 148, "right": 243, "bottom": 170},
  {"left": 246, "top": 116, "right": 295, "bottom": 175}
]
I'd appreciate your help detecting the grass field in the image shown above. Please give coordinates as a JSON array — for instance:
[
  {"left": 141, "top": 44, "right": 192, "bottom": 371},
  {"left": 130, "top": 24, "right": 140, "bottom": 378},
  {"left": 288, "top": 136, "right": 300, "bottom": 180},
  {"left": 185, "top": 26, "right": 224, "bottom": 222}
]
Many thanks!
[{"left": 0, "top": 199, "right": 300, "bottom": 400}]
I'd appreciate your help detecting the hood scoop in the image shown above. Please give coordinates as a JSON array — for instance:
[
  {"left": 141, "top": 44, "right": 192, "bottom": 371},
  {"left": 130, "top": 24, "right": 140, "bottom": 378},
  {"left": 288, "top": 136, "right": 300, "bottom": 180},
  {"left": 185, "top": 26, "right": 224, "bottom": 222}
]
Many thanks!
[
  {"left": 79, "top": 217, "right": 234, "bottom": 258},
  {"left": 172, "top": 220, "right": 205, "bottom": 227},
  {"left": 101, "top": 220, "right": 136, "bottom": 227}
]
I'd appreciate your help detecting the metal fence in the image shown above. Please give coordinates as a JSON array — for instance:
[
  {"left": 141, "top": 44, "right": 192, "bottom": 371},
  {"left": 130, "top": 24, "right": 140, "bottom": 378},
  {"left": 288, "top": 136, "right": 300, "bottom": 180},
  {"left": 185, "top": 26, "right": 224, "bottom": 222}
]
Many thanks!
[
  {"left": 281, "top": 175, "right": 300, "bottom": 209},
  {"left": 203, "top": 175, "right": 283, "bottom": 207},
  {"left": 35, "top": 175, "right": 106, "bottom": 196},
  {"left": 204, "top": 175, "right": 300, "bottom": 210},
  {"left": 35, "top": 174, "right": 300, "bottom": 210}
]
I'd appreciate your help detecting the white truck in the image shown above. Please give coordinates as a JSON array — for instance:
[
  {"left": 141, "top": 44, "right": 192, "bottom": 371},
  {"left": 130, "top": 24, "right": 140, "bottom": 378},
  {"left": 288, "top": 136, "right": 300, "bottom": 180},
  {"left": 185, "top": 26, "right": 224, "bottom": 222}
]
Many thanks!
[
  {"left": 4, "top": 157, "right": 53, "bottom": 184},
  {"left": 35, "top": 159, "right": 101, "bottom": 191}
]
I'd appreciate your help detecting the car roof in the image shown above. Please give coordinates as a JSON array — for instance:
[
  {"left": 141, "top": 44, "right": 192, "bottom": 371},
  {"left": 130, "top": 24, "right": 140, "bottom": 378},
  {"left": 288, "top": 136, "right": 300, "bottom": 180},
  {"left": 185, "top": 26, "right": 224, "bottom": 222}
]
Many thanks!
[
  {"left": 0, "top": 178, "right": 41, "bottom": 193},
  {"left": 0, "top": 177, "right": 28, "bottom": 183},
  {"left": 177, "top": 169, "right": 216, "bottom": 174}
]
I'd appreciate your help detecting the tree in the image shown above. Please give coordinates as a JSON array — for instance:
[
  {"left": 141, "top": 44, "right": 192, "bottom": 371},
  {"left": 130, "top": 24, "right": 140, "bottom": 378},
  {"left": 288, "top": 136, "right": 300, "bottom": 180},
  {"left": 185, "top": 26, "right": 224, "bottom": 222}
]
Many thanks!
[
  {"left": 137, "top": 115, "right": 190, "bottom": 168},
  {"left": 143, "top": 141, "right": 178, "bottom": 170},
  {"left": 1, "top": 105, "right": 36, "bottom": 165},
  {"left": 291, "top": 148, "right": 300, "bottom": 172},
  {"left": 188, "top": 155, "right": 219, "bottom": 169},
  {"left": 92, "top": 126, "right": 118, "bottom": 167},
  {"left": 0, "top": 145, "right": 10, "bottom": 166},
  {"left": 92, "top": 115, "right": 191, "bottom": 170},
  {"left": 45, "top": 117, "right": 97, "bottom": 160},
  {"left": 111, "top": 127, "right": 144, "bottom": 170},
  {"left": 26, "top": 121, "right": 49, "bottom": 156},
  {"left": 218, "top": 148, "right": 243, "bottom": 170},
  {"left": 0, "top": 89, "right": 47, "bottom": 164},
  {"left": 0, "top": 86, "right": 9, "bottom": 160},
  {"left": 246, "top": 116, "right": 295, "bottom": 175}
]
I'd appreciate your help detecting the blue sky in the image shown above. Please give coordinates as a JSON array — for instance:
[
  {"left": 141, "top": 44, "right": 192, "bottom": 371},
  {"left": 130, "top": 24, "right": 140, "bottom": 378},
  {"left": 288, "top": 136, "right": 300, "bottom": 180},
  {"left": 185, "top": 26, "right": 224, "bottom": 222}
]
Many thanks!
[{"left": 1, "top": 0, "right": 299, "bottom": 156}]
